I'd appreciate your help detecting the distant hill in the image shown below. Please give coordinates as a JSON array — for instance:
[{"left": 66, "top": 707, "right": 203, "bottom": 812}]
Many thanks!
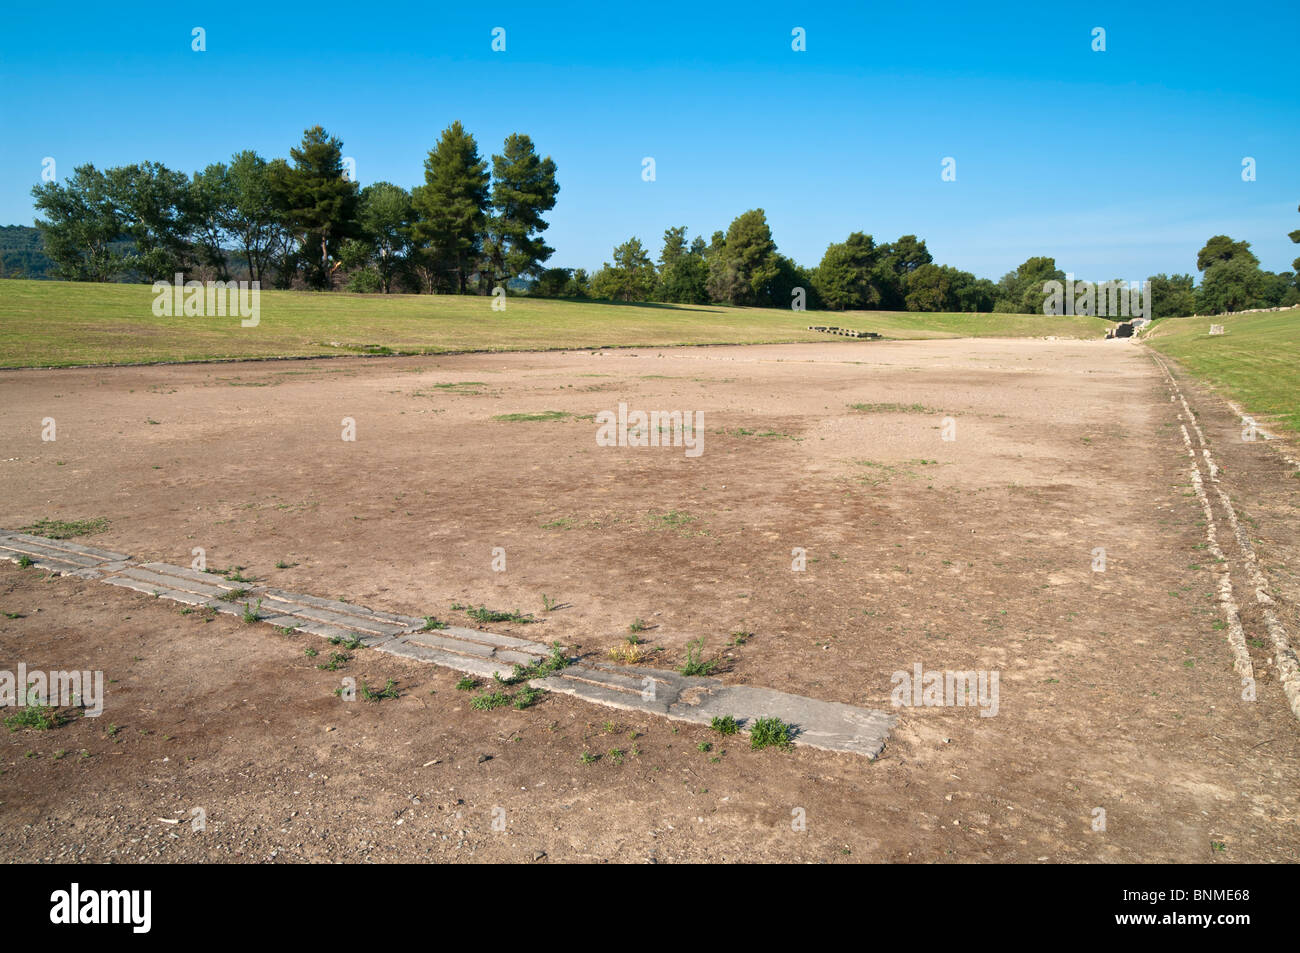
[{"left": 0, "top": 225, "right": 56, "bottom": 279}]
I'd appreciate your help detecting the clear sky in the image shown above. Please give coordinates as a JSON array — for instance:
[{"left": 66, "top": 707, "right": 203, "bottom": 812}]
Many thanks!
[{"left": 1, "top": 1, "right": 1296, "bottom": 283}]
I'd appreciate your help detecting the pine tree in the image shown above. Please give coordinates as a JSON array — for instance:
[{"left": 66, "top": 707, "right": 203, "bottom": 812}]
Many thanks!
[
  {"left": 269, "top": 126, "right": 359, "bottom": 289},
  {"left": 486, "top": 134, "right": 559, "bottom": 288},
  {"left": 411, "top": 121, "right": 490, "bottom": 294},
  {"left": 707, "top": 210, "right": 779, "bottom": 306}
]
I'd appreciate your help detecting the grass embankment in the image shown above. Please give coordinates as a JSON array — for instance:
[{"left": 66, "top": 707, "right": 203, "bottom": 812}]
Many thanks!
[
  {"left": 0, "top": 277, "right": 1109, "bottom": 368},
  {"left": 1144, "top": 308, "right": 1300, "bottom": 435}
]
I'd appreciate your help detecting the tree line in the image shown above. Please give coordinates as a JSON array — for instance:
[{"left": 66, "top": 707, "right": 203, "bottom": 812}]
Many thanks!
[
  {"left": 562, "top": 216, "right": 998, "bottom": 313},
  {"left": 562, "top": 210, "right": 1299, "bottom": 317},
  {"left": 30, "top": 123, "right": 558, "bottom": 295},
  {"left": 24, "top": 123, "right": 1300, "bottom": 316}
]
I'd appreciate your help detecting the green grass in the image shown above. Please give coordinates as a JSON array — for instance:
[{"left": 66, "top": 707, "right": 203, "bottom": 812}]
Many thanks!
[
  {"left": 470, "top": 689, "right": 512, "bottom": 711},
  {"left": 679, "top": 638, "right": 718, "bottom": 677},
  {"left": 360, "top": 679, "right": 400, "bottom": 702},
  {"left": 465, "top": 605, "right": 536, "bottom": 625},
  {"left": 648, "top": 509, "right": 696, "bottom": 530},
  {"left": 749, "top": 716, "right": 796, "bottom": 750},
  {"left": 498, "top": 642, "right": 570, "bottom": 685},
  {"left": 19, "top": 517, "right": 109, "bottom": 539},
  {"left": 711, "top": 715, "right": 740, "bottom": 735},
  {"left": 1145, "top": 309, "right": 1300, "bottom": 435},
  {"left": 491, "top": 411, "right": 571, "bottom": 423},
  {"left": 316, "top": 651, "right": 350, "bottom": 671},
  {"left": 848, "top": 402, "right": 939, "bottom": 414},
  {"left": 0, "top": 278, "right": 1112, "bottom": 368},
  {"left": 512, "top": 686, "right": 546, "bottom": 709},
  {"left": 4, "top": 703, "right": 64, "bottom": 732}
]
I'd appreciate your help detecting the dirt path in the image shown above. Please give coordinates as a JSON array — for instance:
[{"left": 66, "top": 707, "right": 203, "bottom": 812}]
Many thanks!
[{"left": 1, "top": 338, "right": 1297, "bottom": 862}]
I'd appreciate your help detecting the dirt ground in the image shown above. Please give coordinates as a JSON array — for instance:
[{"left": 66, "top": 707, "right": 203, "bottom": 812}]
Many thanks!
[{"left": 1, "top": 337, "right": 1297, "bottom": 863}]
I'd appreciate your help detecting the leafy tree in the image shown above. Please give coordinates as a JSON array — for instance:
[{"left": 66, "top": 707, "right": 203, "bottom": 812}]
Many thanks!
[
  {"left": 955, "top": 274, "right": 998, "bottom": 312},
  {"left": 411, "top": 121, "right": 490, "bottom": 294},
  {"left": 903, "top": 263, "right": 948, "bottom": 312},
  {"left": 268, "top": 126, "right": 360, "bottom": 289},
  {"left": 813, "top": 232, "right": 882, "bottom": 310},
  {"left": 994, "top": 256, "right": 1065, "bottom": 314},
  {"left": 1192, "top": 234, "right": 1290, "bottom": 313},
  {"left": 1147, "top": 273, "right": 1197, "bottom": 318},
  {"left": 350, "top": 182, "right": 413, "bottom": 293},
  {"left": 188, "top": 163, "right": 233, "bottom": 281},
  {"left": 105, "top": 161, "right": 193, "bottom": 280},
  {"left": 591, "top": 236, "right": 656, "bottom": 301},
  {"left": 905, "top": 263, "right": 994, "bottom": 312},
  {"left": 656, "top": 226, "right": 708, "bottom": 303},
  {"left": 659, "top": 225, "right": 689, "bottom": 269},
  {"left": 219, "top": 150, "right": 280, "bottom": 286},
  {"left": 486, "top": 134, "right": 559, "bottom": 288},
  {"left": 1258, "top": 269, "right": 1294, "bottom": 308},
  {"left": 566, "top": 268, "right": 591, "bottom": 298},
  {"left": 707, "top": 209, "right": 779, "bottom": 306},
  {"left": 660, "top": 254, "right": 709, "bottom": 304},
  {"left": 534, "top": 267, "right": 573, "bottom": 297},
  {"left": 883, "top": 234, "right": 932, "bottom": 274},
  {"left": 877, "top": 234, "right": 933, "bottom": 309},
  {"left": 1197, "top": 257, "right": 1267, "bottom": 314},
  {"left": 765, "top": 254, "right": 819, "bottom": 310},
  {"left": 31, "top": 164, "right": 126, "bottom": 281},
  {"left": 1196, "top": 235, "right": 1257, "bottom": 272},
  {"left": 344, "top": 268, "right": 384, "bottom": 293},
  {"left": 261, "top": 158, "right": 300, "bottom": 288}
]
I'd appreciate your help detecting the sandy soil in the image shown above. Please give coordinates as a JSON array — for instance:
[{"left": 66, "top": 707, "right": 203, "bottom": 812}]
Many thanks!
[{"left": 1, "top": 338, "right": 1297, "bottom": 862}]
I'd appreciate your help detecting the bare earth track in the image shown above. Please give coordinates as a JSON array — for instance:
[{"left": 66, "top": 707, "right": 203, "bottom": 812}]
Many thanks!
[{"left": 1, "top": 337, "right": 1297, "bottom": 862}]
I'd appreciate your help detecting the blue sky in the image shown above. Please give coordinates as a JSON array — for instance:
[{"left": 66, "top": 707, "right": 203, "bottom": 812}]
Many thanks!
[{"left": 1, "top": 0, "right": 1296, "bottom": 282}]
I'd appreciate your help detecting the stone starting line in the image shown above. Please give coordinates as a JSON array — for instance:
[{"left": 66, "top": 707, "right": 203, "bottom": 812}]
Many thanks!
[{"left": 0, "top": 530, "right": 895, "bottom": 758}]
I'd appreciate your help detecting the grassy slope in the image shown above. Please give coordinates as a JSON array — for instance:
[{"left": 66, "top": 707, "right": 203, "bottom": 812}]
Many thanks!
[
  {"left": 0, "top": 278, "right": 1110, "bottom": 368},
  {"left": 1145, "top": 308, "right": 1300, "bottom": 434}
]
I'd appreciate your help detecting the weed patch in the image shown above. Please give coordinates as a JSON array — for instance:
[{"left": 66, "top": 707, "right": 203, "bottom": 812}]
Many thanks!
[
  {"left": 749, "top": 716, "right": 796, "bottom": 750},
  {"left": 19, "top": 518, "right": 109, "bottom": 539}
]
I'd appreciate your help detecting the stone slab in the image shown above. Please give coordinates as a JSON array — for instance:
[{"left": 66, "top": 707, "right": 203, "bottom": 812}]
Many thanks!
[
  {"left": 1, "top": 527, "right": 897, "bottom": 758},
  {"left": 117, "top": 565, "right": 232, "bottom": 598},
  {"left": 534, "top": 668, "right": 894, "bottom": 758},
  {"left": 403, "top": 630, "right": 496, "bottom": 658},
  {"left": 255, "top": 602, "right": 400, "bottom": 638},
  {"left": 257, "top": 587, "right": 384, "bottom": 618},
  {"left": 140, "top": 562, "right": 242, "bottom": 587},
  {"left": 0, "top": 547, "right": 88, "bottom": 573},
  {"left": 3, "top": 532, "right": 130, "bottom": 562},
  {"left": 0, "top": 541, "right": 104, "bottom": 568},
  {"left": 439, "top": 625, "right": 550, "bottom": 652},
  {"left": 378, "top": 638, "right": 514, "bottom": 679}
]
